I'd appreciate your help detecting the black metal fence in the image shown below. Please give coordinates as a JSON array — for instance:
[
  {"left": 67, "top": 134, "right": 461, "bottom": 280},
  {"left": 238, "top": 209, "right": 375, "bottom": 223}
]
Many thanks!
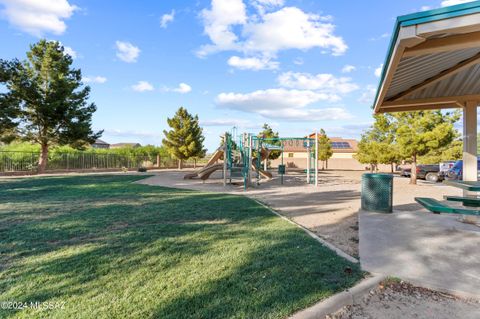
[{"left": 0, "top": 151, "right": 182, "bottom": 174}]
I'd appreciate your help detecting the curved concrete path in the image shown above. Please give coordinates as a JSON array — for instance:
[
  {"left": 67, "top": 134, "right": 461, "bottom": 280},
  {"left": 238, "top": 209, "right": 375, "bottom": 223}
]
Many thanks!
[{"left": 359, "top": 209, "right": 480, "bottom": 298}]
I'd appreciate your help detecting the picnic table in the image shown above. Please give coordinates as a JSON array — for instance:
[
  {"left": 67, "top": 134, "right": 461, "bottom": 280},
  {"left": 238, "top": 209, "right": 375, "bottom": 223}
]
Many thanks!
[
  {"left": 443, "top": 180, "right": 480, "bottom": 192},
  {"left": 414, "top": 179, "right": 480, "bottom": 215}
]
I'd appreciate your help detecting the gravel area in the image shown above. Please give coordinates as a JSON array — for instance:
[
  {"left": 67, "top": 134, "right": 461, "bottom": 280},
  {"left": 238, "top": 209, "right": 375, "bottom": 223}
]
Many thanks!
[{"left": 327, "top": 279, "right": 480, "bottom": 319}]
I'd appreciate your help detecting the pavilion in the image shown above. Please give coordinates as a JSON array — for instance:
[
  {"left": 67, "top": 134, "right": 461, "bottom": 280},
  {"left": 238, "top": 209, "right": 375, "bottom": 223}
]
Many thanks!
[{"left": 374, "top": 1, "right": 480, "bottom": 184}]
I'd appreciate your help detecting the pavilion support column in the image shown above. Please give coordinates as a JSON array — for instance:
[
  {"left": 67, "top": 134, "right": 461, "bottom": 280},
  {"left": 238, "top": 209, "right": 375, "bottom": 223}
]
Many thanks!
[
  {"left": 462, "top": 101, "right": 478, "bottom": 186},
  {"left": 462, "top": 101, "right": 478, "bottom": 224}
]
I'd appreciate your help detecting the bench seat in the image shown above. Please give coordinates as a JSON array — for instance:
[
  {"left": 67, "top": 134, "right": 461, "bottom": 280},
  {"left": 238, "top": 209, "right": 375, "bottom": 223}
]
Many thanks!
[{"left": 415, "top": 197, "right": 480, "bottom": 216}]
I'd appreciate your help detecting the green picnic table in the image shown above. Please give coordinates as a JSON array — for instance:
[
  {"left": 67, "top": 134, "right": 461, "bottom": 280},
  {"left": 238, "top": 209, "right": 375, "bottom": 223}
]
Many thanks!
[
  {"left": 443, "top": 180, "right": 480, "bottom": 192},
  {"left": 415, "top": 179, "right": 480, "bottom": 215}
]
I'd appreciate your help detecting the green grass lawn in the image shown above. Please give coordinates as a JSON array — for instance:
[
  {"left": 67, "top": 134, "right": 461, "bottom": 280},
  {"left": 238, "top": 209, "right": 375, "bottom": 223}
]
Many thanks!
[{"left": 0, "top": 175, "right": 363, "bottom": 319}]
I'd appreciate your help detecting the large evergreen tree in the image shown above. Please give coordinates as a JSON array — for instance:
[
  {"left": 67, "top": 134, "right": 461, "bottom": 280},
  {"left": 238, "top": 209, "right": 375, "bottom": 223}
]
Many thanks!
[
  {"left": 0, "top": 40, "right": 101, "bottom": 173},
  {"left": 317, "top": 129, "right": 333, "bottom": 170},
  {"left": 162, "top": 107, "right": 205, "bottom": 169},
  {"left": 393, "top": 110, "right": 460, "bottom": 184}
]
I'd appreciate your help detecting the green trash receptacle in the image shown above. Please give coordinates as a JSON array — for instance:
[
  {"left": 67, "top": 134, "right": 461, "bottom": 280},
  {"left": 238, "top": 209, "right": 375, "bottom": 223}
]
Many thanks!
[{"left": 361, "top": 173, "right": 393, "bottom": 213}]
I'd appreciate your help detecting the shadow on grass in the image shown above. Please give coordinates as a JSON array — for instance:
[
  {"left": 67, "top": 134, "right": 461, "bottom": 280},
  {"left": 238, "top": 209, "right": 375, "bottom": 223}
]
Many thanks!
[{"left": 0, "top": 175, "right": 363, "bottom": 319}]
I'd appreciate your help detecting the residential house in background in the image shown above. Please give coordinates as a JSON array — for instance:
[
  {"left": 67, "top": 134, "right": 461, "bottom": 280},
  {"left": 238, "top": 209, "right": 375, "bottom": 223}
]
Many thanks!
[
  {"left": 271, "top": 135, "right": 390, "bottom": 171},
  {"left": 91, "top": 139, "right": 110, "bottom": 149}
]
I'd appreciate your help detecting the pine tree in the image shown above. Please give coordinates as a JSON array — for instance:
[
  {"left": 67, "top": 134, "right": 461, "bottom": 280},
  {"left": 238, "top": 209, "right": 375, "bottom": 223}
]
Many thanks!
[
  {"left": 162, "top": 107, "right": 205, "bottom": 169},
  {"left": 393, "top": 110, "right": 460, "bottom": 184},
  {"left": 0, "top": 40, "right": 101, "bottom": 173},
  {"left": 317, "top": 129, "right": 333, "bottom": 170}
]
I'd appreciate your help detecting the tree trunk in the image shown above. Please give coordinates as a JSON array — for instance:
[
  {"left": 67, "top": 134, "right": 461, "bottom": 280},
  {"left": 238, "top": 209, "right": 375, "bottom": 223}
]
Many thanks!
[
  {"left": 194, "top": 158, "right": 197, "bottom": 169},
  {"left": 410, "top": 155, "right": 417, "bottom": 185},
  {"left": 38, "top": 143, "right": 49, "bottom": 174},
  {"left": 391, "top": 163, "right": 394, "bottom": 173},
  {"left": 178, "top": 159, "right": 183, "bottom": 170},
  {"left": 370, "top": 164, "right": 374, "bottom": 173},
  {"left": 326, "top": 159, "right": 328, "bottom": 170},
  {"left": 156, "top": 155, "right": 160, "bottom": 168}
]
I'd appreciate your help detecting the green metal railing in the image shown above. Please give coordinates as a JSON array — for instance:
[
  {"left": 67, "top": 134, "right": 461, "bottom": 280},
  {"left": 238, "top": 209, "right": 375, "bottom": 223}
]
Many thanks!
[{"left": 0, "top": 151, "right": 194, "bottom": 173}]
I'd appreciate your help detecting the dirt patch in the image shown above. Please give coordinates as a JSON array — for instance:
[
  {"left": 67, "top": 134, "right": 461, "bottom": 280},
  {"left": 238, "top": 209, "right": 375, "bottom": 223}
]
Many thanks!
[{"left": 327, "top": 279, "right": 480, "bottom": 319}]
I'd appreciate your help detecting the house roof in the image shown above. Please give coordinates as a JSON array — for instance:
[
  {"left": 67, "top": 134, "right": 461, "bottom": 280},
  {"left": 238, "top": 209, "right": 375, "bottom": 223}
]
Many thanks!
[
  {"left": 282, "top": 136, "right": 358, "bottom": 153},
  {"left": 93, "top": 139, "right": 109, "bottom": 145},
  {"left": 374, "top": 1, "right": 480, "bottom": 113}
]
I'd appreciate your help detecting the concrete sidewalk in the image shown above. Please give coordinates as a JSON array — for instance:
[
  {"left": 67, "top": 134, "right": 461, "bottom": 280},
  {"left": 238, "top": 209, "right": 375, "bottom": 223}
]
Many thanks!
[{"left": 359, "top": 209, "right": 480, "bottom": 297}]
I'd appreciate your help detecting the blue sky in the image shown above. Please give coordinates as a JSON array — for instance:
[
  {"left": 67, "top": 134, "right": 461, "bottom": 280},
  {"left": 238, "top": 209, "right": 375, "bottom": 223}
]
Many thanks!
[{"left": 0, "top": 0, "right": 473, "bottom": 151}]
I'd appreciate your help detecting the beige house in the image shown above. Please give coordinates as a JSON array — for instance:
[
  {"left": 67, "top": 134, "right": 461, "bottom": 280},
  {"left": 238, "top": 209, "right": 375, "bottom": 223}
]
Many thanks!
[{"left": 270, "top": 136, "right": 391, "bottom": 171}]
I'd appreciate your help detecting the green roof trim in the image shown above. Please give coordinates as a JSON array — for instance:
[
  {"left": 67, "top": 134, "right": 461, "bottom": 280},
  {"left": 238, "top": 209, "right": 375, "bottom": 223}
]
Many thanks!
[{"left": 373, "top": 1, "right": 480, "bottom": 110}]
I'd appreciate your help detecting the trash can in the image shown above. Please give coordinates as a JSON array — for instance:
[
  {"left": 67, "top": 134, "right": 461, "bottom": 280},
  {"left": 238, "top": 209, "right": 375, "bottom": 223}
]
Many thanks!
[{"left": 361, "top": 173, "right": 393, "bottom": 213}]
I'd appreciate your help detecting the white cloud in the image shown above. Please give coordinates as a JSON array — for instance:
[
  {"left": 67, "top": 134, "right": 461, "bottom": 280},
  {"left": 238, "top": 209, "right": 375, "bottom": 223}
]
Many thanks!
[
  {"left": 441, "top": 0, "right": 474, "bottom": 7},
  {"left": 374, "top": 64, "right": 383, "bottom": 77},
  {"left": 227, "top": 55, "right": 279, "bottom": 70},
  {"left": 216, "top": 88, "right": 352, "bottom": 121},
  {"left": 197, "top": 0, "right": 247, "bottom": 56},
  {"left": 63, "top": 46, "right": 77, "bottom": 59},
  {"left": 0, "top": 0, "right": 77, "bottom": 36},
  {"left": 83, "top": 76, "right": 107, "bottom": 84},
  {"left": 115, "top": 41, "right": 140, "bottom": 63},
  {"left": 197, "top": 1, "right": 347, "bottom": 66},
  {"left": 341, "top": 65, "right": 356, "bottom": 73},
  {"left": 131, "top": 81, "right": 154, "bottom": 92},
  {"left": 243, "top": 7, "right": 347, "bottom": 56},
  {"left": 358, "top": 85, "right": 377, "bottom": 104},
  {"left": 160, "top": 10, "right": 175, "bottom": 28},
  {"left": 277, "top": 72, "right": 359, "bottom": 95},
  {"left": 162, "top": 83, "right": 192, "bottom": 94}
]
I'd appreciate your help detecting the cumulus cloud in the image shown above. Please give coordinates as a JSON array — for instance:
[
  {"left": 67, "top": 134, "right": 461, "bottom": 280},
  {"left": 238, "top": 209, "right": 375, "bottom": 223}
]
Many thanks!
[
  {"left": 0, "top": 0, "right": 77, "bottom": 36},
  {"left": 162, "top": 83, "right": 192, "bottom": 94},
  {"left": 160, "top": 10, "right": 175, "bottom": 28},
  {"left": 341, "top": 65, "right": 356, "bottom": 73},
  {"left": 215, "top": 88, "right": 352, "bottom": 121},
  {"left": 197, "top": 0, "right": 346, "bottom": 68},
  {"left": 131, "top": 81, "right": 154, "bottom": 92},
  {"left": 63, "top": 46, "right": 77, "bottom": 59},
  {"left": 441, "top": 0, "right": 474, "bottom": 6},
  {"left": 277, "top": 72, "right": 359, "bottom": 95},
  {"left": 243, "top": 7, "right": 347, "bottom": 56},
  {"left": 83, "top": 76, "right": 107, "bottom": 84},
  {"left": 115, "top": 41, "right": 140, "bottom": 63},
  {"left": 197, "top": 0, "right": 247, "bottom": 56},
  {"left": 374, "top": 64, "right": 383, "bottom": 77},
  {"left": 228, "top": 56, "right": 279, "bottom": 70}
]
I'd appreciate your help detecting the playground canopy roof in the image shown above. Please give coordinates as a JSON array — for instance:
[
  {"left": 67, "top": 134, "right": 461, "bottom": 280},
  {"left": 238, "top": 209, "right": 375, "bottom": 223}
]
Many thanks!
[{"left": 374, "top": 1, "right": 480, "bottom": 113}]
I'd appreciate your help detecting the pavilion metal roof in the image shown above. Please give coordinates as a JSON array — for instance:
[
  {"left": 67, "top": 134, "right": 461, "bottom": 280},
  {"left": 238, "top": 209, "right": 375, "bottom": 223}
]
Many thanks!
[{"left": 374, "top": 1, "right": 480, "bottom": 113}]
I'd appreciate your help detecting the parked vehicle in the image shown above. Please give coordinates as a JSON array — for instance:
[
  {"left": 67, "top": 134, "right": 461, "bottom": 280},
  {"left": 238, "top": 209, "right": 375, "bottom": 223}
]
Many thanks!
[
  {"left": 445, "top": 159, "right": 480, "bottom": 180},
  {"left": 400, "top": 167, "right": 411, "bottom": 177},
  {"left": 399, "top": 164, "right": 442, "bottom": 182}
]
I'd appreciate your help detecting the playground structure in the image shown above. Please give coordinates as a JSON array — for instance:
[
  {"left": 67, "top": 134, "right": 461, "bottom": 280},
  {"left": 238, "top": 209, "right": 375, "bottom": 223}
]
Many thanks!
[{"left": 184, "top": 128, "right": 320, "bottom": 190}]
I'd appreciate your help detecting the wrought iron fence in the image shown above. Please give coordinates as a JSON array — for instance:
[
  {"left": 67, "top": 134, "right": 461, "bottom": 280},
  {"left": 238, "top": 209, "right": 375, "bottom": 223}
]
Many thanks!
[{"left": 0, "top": 151, "right": 180, "bottom": 173}]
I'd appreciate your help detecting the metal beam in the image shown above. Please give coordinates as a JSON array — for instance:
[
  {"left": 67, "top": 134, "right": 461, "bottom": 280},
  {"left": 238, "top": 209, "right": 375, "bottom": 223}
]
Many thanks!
[
  {"left": 389, "top": 52, "right": 480, "bottom": 101},
  {"left": 404, "top": 31, "right": 480, "bottom": 57}
]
